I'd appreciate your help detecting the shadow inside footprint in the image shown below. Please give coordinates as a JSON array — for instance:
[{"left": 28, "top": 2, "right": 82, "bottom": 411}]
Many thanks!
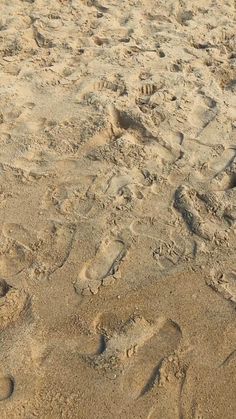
[
  {"left": 80, "top": 314, "right": 182, "bottom": 403},
  {"left": 77, "top": 238, "right": 126, "bottom": 294},
  {"left": 122, "top": 319, "right": 182, "bottom": 399},
  {"left": 0, "top": 376, "right": 14, "bottom": 401}
]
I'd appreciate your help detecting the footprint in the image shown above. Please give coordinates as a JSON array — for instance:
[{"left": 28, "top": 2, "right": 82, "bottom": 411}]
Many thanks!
[
  {"left": 175, "top": 179, "right": 236, "bottom": 242},
  {"left": 43, "top": 176, "right": 95, "bottom": 217},
  {"left": 130, "top": 218, "right": 168, "bottom": 241},
  {"left": 0, "top": 376, "right": 14, "bottom": 401},
  {"left": 0, "top": 239, "right": 32, "bottom": 278},
  {"left": 76, "top": 78, "right": 126, "bottom": 101},
  {"left": 211, "top": 155, "right": 236, "bottom": 192},
  {"left": 207, "top": 269, "right": 236, "bottom": 305},
  {"left": 188, "top": 94, "right": 217, "bottom": 132},
  {"left": 105, "top": 174, "right": 134, "bottom": 197},
  {"left": 83, "top": 314, "right": 182, "bottom": 400},
  {"left": 37, "top": 222, "right": 76, "bottom": 276},
  {"left": 0, "top": 279, "right": 9, "bottom": 297},
  {"left": 130, "top": 218, "right": 192, "bottom": 271},
  {"left": 3, "top": 223, "right": 37, "bottom": 250},
  {"left": 76, "top": 238, "right": 126, "bottom": 295},
  {"left": 33, "top": 28, "right": 54, "bottom": 48},
  {"left": 121, "top": 318, "right": 182, "bottom": 399},
  {"left": 174, "top": 185, "right": 215, "bottom": 240},
  {"left": 1, "top": 222, "right": 75, "bottom": 278},
  {"left": 152, "top": 232, "right": 191, "bottom": 271},
  {"left": 0, "top": 285, "right": 30, "bottom": 330},
  {"left": 138, "top": 83, "right": 159, "bottom": 96},
  {"left": 208, "top": 148, "right": 235, "bottom": 175},
  {"left": 109, "top": 105, "right": 157, "bottom": 142}
]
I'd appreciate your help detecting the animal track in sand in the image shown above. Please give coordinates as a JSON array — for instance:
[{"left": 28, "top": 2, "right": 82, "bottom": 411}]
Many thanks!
[
  {"left": 75, "top": 238, "right": 126, "bottom": 295},
  {"left": 85, "top": 314, "right": 182, "bottom": 400},
  {"left": 130, "top": 218, "right": 191, "bottom": 271},
  {"left": 0, "top": 376, "right": 14, "bottom": 401}
]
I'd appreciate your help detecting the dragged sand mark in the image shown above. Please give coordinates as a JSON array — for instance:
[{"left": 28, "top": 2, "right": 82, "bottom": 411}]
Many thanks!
[
  {"left": 75, "top": 238, "right": 126, "bottom": 295},
  {"left": 0, "top": 376, "right": 14, "bottom": 401},
  {"left": 219, "top": 349, "right": 236, "bottom": 368}
]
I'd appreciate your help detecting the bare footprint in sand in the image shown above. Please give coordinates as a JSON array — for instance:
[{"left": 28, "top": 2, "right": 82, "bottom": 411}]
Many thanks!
[
  {"left": 174, "top": 185, "right": 234, "bottom": 240},
  {"left": 3, "top": 223, "right": 37, "bottom": 250},
  {"left": 2, "top": 222, "right": 75, "bottom": 278},
  {"left": 0, "top": 223, "right": 38, "bottom": 277},
  {"left": 0, "top": 281, "right": 30, "bottom": 330},
  {"left": 75, "top": 239, "right": 126, "bottom": 295},
  {"left": 84, "top": 314, "right": 182, "bottom": 400},
  {"left": 120, "top": 317, "right": 182, "bottom": 400}
]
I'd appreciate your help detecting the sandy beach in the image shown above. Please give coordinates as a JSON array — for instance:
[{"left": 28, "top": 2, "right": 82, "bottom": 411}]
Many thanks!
[{"left": 0, "top": 0, "right": 236, "bottom": 417}]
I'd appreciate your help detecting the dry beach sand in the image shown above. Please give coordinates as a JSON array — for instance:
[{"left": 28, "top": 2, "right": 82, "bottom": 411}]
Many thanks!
[{"left": 0, "top": 0, "right": 236, "bottom": 417}]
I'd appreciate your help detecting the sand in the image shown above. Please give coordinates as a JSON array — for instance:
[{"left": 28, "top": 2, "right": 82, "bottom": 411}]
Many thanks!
[{"left": 0, "top": 0, "right": 235, "bottom": 417}]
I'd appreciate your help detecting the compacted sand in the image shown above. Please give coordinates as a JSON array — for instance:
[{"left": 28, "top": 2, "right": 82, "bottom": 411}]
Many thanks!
[{"left": 0, "top": 0, "right": 236, "bottom": 417}]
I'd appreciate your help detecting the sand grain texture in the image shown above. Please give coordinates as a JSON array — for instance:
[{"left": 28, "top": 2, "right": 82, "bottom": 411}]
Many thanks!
[{"left": 0, "top": 0, "right": 236, "bottom": 417}]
